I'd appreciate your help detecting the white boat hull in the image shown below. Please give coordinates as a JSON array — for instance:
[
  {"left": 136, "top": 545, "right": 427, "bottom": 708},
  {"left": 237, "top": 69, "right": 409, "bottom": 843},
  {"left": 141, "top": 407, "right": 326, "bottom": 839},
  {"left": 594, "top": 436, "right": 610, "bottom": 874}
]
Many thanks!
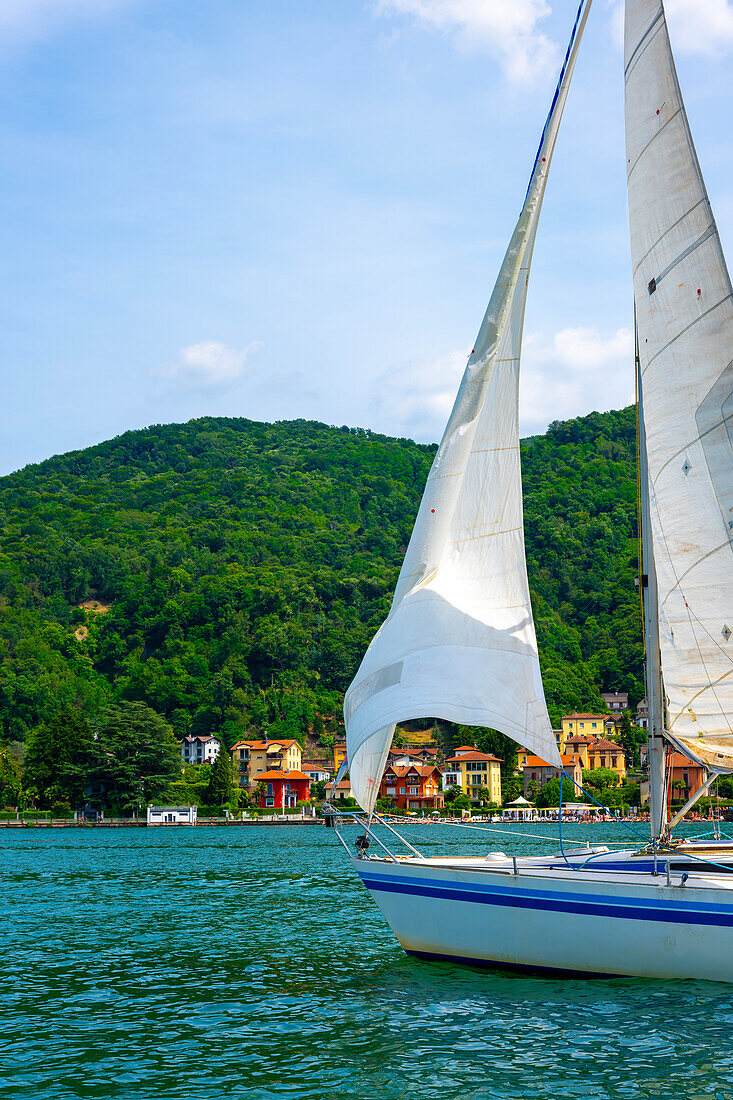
[{"left": 356, "top": 857, "right": 733, "bottom": 981}]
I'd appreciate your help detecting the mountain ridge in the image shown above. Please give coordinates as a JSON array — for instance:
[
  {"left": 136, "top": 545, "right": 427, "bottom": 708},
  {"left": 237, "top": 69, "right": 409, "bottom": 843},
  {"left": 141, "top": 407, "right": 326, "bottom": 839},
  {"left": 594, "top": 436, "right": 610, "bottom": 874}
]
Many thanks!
[{"left": 0, "top": 407, "right": 641, "bottom": 752}]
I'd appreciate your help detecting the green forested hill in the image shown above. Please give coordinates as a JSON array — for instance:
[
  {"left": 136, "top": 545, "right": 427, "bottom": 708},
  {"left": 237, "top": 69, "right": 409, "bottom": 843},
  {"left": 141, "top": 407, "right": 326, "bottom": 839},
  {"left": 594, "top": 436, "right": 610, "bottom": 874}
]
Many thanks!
[{"left": 0, "top": 407, "right": 642, "bottom": 753}]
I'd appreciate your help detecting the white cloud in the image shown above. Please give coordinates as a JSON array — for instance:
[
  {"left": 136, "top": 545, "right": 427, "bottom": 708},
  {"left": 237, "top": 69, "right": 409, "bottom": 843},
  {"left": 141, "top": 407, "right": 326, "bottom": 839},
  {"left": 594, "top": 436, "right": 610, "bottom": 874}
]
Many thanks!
[
  {"left": 520, "top": 326, "right": 634, "bottom": 434},
  {"left": 156, "top": 340, "right": 264, "bottom": 390},
  {"left": 370, "top": 347, "right": 468, "bottom": 440},
  {"left": 610, "top": 0, "right": 733, "bottom": 56},
  {"left": 374, "top": 0, "right": 559, "bottom": 82},
  {"left": 371, "top": 326, "right": 634, "bottom": 441}
]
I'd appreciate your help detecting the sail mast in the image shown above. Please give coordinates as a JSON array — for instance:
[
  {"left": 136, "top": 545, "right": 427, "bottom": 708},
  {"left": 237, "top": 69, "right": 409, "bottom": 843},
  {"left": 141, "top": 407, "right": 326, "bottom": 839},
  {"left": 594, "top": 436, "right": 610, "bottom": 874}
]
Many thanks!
[{"left": 636, "top": 318, "right": 668, "bottom": 842}]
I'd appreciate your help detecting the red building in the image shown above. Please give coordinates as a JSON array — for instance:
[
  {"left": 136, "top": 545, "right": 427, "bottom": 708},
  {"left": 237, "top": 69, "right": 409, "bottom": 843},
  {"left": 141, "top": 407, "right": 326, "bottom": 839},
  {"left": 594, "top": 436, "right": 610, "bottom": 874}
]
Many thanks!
[
  {"left": 255, "top": 770, "right": 311, "bottom": 810},
  {"left": 380, "top": 764, "right": 445, "bottom": 811},
  {"left": 669, "top": 752, "right": 706, "bottom": 802}
]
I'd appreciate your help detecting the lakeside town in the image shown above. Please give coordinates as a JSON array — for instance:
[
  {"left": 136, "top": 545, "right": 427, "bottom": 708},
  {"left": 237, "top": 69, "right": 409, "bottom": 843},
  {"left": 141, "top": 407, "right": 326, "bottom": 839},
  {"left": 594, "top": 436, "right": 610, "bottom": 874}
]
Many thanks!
[
  {"left": 163, "top": 691, "right": 716, "bottom": 825},
  {"left": 3, "top": 690, "right": 721, "bottom": 828}
]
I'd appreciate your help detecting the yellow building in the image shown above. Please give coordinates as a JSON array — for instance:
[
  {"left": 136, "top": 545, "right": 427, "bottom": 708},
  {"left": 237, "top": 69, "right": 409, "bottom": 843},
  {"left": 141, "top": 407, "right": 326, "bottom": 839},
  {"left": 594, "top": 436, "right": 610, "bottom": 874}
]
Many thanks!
[
  {"left": 333, "top": 742, "right": 347, "bottom": 772},
  {"left": 585, "top": 736, "right": 626, "bottom": 781},
  {"left": 444, "top": 748, "right": 503, "bottom": 805},
  {"left": 230, "top": 739, "right": 302, "bottom": 789},
  {"left": 560, "top": 714, "right": 612, "bottom": 750},
  {"left": 563, "top": 735, "right": 591, "bottom": 769}
]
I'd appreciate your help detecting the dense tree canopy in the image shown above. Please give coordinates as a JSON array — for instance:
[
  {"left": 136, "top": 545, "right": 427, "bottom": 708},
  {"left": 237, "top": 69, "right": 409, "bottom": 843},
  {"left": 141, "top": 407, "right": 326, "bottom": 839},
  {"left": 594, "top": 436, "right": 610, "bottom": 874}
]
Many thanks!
[{"left": 0, "top": 407, "right": 643, "bottom": 807}]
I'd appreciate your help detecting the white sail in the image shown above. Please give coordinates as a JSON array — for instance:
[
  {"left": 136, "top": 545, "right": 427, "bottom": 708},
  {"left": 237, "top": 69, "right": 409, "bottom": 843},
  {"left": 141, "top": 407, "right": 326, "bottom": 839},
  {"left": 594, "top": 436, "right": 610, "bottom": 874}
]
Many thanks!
[
  {"left": 626, "top": 0, "right": 733, "bottom": 770},
  {"left": 344, "top": 2, "right": 593, "bottom": 813}
]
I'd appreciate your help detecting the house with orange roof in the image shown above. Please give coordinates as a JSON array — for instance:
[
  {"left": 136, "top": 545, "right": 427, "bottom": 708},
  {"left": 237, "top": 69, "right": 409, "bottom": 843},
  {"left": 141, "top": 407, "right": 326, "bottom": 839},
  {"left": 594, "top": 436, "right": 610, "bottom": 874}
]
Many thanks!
[
  {"left": 253, "top": 769, "right": 311, "bottom": 810},
  {"left": 560, "top": 713, "right": 618, "bottom": 750},
  {"left": 380, "top": 764, "right": 444, "bottom": 811},
  {"left": 640, "top": 751, "right": 705, "bottom": 806},
  {"left": 563, "top": 734, "right": 592, "bottom": 769},
  {"left": 331, "top": 778, "right": 354, "bottom": 801},
  {"left": 585, "top": 737, "right": 627, "bottom": 780},
  {"left": 230, "top": 739, "right": 302, "bottom": 789},
  {"left": 444, "top": 749, "right": 503, "bottom": 805},
  {"left": 522, "top": 753, "right": 583, "bottom": 798}
]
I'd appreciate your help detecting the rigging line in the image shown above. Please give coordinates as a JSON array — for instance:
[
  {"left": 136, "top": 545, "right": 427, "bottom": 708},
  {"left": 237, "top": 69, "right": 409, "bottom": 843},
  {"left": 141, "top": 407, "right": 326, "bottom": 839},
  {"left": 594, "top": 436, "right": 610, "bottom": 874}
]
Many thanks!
[
  {"left": 679, "top": 598, "right": 733, "bottom": 673},
  {"left": 668, "top": 666, "right": 733, "bottom": 732},
  {"left": 652, "top": 478, "right": 733, "bottom": 728},
  {"left": 681, "top": 598, "right": 730, "bottom": 727},
  {"left": 377, "top": 819, "right": 584, "bottom": 844},
  {"left": 648, "top": 477, "right": 733, "bottom": 725},
  {"left": 561, "top": 770, "right": 650, "bottom": 846}
]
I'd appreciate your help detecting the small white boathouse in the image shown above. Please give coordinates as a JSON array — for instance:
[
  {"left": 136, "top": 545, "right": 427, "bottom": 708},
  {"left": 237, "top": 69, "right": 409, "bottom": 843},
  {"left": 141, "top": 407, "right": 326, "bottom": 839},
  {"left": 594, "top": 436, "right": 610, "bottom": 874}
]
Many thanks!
[{"left": 147, "top": 805, "right": 197, "bottom": 826}]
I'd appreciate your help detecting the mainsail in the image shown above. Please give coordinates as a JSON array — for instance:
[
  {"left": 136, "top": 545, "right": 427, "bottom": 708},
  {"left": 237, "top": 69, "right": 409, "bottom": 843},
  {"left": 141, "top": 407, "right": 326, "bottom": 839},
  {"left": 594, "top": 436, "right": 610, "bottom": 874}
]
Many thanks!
[
  {"left": 626, "top": 0, "right": 733, "bottom": 770},
  {"left": 344, "top": 1, "right": 592, "bottom": 813}
]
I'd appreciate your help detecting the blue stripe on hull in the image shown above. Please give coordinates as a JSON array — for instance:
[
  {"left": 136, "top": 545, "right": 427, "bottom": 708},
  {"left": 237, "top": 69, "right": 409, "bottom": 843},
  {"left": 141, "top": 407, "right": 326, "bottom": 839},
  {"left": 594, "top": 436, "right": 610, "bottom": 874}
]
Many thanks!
[
  {"left": 360, "top": 873, "right": 733, "bottom": 927},
  {"left": 406, "top": 949, "right": 623, "bottom": 980}
]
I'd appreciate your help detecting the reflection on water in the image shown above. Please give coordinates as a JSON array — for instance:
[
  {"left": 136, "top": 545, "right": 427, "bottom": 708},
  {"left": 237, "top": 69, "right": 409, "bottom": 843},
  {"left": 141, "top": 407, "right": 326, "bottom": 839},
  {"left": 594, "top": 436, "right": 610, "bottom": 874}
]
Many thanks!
[{"left": 2, "top": 822, "right": 733, "bottom": 1099}]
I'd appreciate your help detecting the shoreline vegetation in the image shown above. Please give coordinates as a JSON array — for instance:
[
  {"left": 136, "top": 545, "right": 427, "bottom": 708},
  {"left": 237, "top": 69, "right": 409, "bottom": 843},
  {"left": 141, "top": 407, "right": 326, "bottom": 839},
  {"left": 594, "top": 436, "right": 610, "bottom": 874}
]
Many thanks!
[{"left": 0, "top": 408, "right": 645, "bottom": 816}]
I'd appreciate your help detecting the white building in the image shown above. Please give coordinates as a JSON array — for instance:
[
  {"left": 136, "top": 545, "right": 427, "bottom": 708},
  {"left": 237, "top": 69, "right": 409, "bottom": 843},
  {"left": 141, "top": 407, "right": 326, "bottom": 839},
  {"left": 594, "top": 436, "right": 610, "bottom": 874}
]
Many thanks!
[
  {"left": 180, "top": 735, "right": 221, "bottom": 766},
  {"left": 147, "top": 805, "right": 198, "bottom": 826},
  {"left": 441, "top": 768, "right": 460, "bottom": 791},
  {"left": 302, "top": 765, "right": 332, "bottom": 782}
]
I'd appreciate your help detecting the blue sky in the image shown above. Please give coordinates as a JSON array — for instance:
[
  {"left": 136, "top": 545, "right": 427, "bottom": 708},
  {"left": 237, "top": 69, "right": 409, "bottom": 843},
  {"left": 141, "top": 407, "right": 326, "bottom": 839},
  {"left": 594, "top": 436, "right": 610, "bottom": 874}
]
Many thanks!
[{"left": 1, "top": 0, "right": 733, "bottom": 473}]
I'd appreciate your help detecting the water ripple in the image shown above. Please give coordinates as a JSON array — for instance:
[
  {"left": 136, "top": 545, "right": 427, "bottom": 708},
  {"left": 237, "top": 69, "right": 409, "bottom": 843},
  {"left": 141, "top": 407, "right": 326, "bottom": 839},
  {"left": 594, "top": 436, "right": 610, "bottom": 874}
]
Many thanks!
[{"left": 2, "top": 824, "right": 733, "bottom": 1099}]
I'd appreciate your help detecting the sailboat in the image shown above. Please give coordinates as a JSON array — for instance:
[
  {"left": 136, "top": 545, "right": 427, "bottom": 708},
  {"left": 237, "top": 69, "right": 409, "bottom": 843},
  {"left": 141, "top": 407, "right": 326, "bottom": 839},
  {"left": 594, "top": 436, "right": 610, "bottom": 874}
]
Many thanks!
[{"left": 327, "top": 0, "right": 733, "bottom": 980}]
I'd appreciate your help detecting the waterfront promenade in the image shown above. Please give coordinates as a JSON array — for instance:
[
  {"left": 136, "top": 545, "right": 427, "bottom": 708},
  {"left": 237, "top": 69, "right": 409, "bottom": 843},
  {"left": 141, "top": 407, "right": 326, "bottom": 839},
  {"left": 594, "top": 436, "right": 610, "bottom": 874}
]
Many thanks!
[{"left": 0, "top": 814, "right": 321, "bottom": 829}]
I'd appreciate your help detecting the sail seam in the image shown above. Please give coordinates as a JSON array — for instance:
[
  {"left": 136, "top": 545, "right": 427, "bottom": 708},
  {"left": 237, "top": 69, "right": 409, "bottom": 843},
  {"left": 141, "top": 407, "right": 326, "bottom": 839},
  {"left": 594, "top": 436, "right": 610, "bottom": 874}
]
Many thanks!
[
  {"left": 627, "top": 108, "right": 683, "bottom": 180},
  {"left": 668, "top": 669, "right": 733, "bottom": 731},
  {"left": 641, "top": 294, "right": 733, "bottom": 376},
  {"left": 469, "top": 446, "right": 519, "bottom": 456},
  {"left": 653, "top": 484, "right": 733, "bottom": 733},
  {"left": 449, "top": 527, "right": 524, "bottom": 545},
  {"left": 652, "top": 413, "right": 733, "bottom": 487},
  {"left": 648, "top": 225, "right": 715, "bottom": 291},
  {"left": 632, "top": 199, "right": 708, "bottom": 276},
  {"left": 624, "top": 7, "right": 664, "bottom": 80},
  {"left": 657, "top": 534, "right": 729, "bottom": 612},
  {"left": 680, "top": 599, "right": 733, "bottom": 730}
]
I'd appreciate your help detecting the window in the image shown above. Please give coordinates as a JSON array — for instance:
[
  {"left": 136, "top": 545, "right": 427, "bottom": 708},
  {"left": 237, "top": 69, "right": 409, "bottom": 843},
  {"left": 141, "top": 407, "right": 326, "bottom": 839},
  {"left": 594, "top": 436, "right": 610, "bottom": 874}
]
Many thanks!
[
  {"left": 580, "top": 722, "right": 585, "bottom": 729},
  {"left": 266, "top": 783, "right": 273, "bottom": 796},
  {"left": 409, "top": 786, "right": 419, "bottom": 795},
  {"left": 400, "top": 788, "right": 406, "bottom": 794},
  {"left": 387, "top": 787, "right": 396, "bottom": 795},
  {"left": 612, "top": 757, "right": 617, "bottom": 767},
  {"left": 266, "top": 798, "right": 274, "bottom": 807}
]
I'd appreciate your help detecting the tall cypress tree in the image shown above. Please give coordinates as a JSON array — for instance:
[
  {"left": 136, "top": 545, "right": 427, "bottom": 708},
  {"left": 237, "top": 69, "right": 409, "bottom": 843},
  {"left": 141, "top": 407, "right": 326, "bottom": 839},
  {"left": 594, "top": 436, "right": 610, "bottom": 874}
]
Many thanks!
[{"left": 207, "top": 745, "right": 234, "bottom": 806}]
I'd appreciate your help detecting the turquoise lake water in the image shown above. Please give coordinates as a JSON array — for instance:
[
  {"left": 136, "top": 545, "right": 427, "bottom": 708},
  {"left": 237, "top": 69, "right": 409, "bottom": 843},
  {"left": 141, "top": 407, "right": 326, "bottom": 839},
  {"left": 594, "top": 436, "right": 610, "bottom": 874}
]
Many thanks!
[{"left": 3, "top": 820, "right": 733, "bottom": 1100}]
